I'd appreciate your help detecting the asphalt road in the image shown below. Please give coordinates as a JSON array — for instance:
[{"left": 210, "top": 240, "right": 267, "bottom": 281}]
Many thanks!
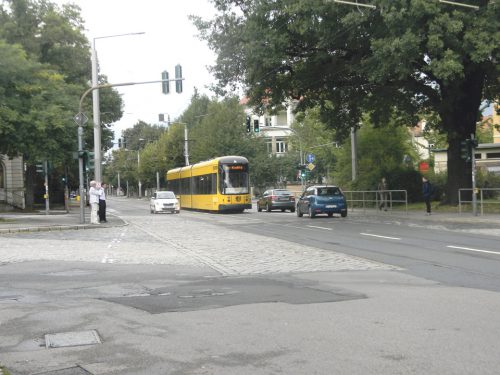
[
  {"left": 170, "top": 202, "right": 500, "bottom": 293},
  {"left": 1, "top": 197, "right": 500, "bottom": 375}
]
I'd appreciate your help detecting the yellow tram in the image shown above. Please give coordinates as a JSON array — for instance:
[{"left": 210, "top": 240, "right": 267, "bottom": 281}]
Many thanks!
[{"left": 166, "top": 156, "right": 252, "bottom": 212}]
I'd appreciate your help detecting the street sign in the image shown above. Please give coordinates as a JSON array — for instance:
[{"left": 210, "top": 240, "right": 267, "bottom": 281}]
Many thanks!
[
  {"left": 306, "top": 153, "right": 315, "bottom": 163},
  {"left": 307, "top": 163, "right": 315, "bottom": 171},
  {"left": 74, "top": 112, "right": 88, "bottom": 125}
]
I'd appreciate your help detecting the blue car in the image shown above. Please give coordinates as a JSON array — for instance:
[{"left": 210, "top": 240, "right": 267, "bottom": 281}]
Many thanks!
[{"left": 296, "top": 185, "right": 347, "bottom": 218}]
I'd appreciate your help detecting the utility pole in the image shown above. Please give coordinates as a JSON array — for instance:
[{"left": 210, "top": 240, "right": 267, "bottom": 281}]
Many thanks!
[
  {"left": 184, "top": 124, "right": 190, "bottom": 166},
  {"left": 43, "top": 160, "right": 49, "bottom": 215},
  {"left": 351, "top": 127, "right": 357, "bottom": 181},
  {"left": 117, "top": 171, "right": 121, "bottom": 196},
  {"left": 137, "top": 150, "right": 142, "bottom": 198}
]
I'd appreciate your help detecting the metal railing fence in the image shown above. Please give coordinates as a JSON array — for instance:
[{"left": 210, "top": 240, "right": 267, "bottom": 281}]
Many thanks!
[
  {"left": 343, "top": 190, "right": 408, "bottom": 214},
  {"left": 458, "top": 188, "right": 500, "bottom": 215}
]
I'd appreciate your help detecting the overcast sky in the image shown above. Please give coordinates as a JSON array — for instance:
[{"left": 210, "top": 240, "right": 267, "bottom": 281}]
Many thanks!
[{"left": 55, "top": 0, "right": 217, "bottom": 141}]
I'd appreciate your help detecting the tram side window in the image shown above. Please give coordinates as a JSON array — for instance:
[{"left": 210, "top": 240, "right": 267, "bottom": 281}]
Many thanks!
[
  {"left": 192, "top": 173, "right": 216, "bottom": 194},
  {"left": 180, "top": 177, "right": 190, "bottom": 195}
]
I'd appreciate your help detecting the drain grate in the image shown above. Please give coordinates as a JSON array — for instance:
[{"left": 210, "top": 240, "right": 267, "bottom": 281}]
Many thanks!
[{"left": 45, "top": 330, "right": 101, "bottom": 349}]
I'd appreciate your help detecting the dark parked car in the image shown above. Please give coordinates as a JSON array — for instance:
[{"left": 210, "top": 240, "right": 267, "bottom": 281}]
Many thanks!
[
  {"left": 257, "top": 189, "right": 296, "bottom": 212},
  {"left": 296, "top": 185, "right": 347, "bottom": 218}
]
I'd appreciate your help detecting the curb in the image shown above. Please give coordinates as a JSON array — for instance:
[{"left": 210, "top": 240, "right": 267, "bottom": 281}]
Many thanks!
[{"left": 0, "top": 221, "right": 128, "bottom": 235}]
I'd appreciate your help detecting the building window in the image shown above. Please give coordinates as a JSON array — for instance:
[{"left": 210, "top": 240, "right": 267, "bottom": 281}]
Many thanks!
[
  {"left": 266, "top": 140, "right": 273, "bottom": 154},
  {"left": 276, "top": 138, "right": 287, "bottom": 154},
  {"left": 265, "top": 117, "right": 272, "bottom": 127},
  {"left": 486, "top": 152, "right": 500, "bottom": 159}
]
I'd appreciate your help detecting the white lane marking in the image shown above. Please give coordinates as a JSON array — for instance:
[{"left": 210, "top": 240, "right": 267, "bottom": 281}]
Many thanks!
[
  {"left": 306, "top": 225, "right": 333, "bottom": 231},
  {"left": 447, "top": 245, "right": 500, "bottom": 255},
  {"left": 361, "top": 233, "right": 401, "bottom": 240}
]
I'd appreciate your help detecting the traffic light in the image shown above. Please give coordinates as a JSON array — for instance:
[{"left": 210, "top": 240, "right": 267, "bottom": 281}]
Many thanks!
[
  {"left": 460, "top": 140, "right": 471, "bottom": 162},
  {"left": 161, "top": 71, "right": 170, "bottom": 94},
  {"left": 35, "top": 163, "right": 44, "bottom": 174},
  {"left": 253, "top": 119, "right": 260, "bottom": 133},
  {"left": 245, "top": 116, "right": 251, "bottom": 132},
  {"left": 297, "top": 164, "right": 308, "bottom": 180},
  {"left": 118, "top": 138, "right": 122, "bottom": 148},
  {"left": 87, "top": 152, "right": 95, "bottom": 171},
  {"left": 175, "top": 64, "right": 183, "bottom": 93}
]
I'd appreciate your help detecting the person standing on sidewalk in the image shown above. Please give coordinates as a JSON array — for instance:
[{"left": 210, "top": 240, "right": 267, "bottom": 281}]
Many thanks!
[
  {"left": 98, "top": 182, "right": 107, "bottom": 223},
  {"left": 422, "top": 177, "right": 433, "bottom": 215},
  {"left": 88, "top": 181, "right": 100, "bottom": 224},
  {"left": 378, "top": 177, "right": 388, "bottom": 211}
]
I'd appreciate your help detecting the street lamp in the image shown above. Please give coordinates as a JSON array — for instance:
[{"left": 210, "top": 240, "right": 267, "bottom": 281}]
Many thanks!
[{"left": 92, "top": 32, "right": 145, "bottom": 183}]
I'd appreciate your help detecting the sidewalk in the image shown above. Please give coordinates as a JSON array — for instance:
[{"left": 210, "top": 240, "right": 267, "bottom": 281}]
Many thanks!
[{"left": 0, "top": 208, "right": 127, "bottom": 234}]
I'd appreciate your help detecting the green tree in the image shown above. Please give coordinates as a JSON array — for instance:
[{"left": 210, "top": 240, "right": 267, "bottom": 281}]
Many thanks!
[
  {"left": 334, "top": 121, "right": 420, "bottom": 198},
  {"left": 193, "top": 0, "right": 499, "bottom": 203},
  {"left": 0, "top": 0, "right": 124, "bottom": 206},
  {"left": 189, "top": 96, "right": 260, "bottom": 162},
  {"left": 121, "top": 121, "right": 165, "bottom": 151},
  {"left": 290, "top": 108, "right": 339, "bottom": 184}
]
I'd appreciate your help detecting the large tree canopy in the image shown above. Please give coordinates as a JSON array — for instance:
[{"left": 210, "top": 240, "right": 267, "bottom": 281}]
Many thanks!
[
  {"left": 193, "top": 0, "right": 499, "bottom": 203},
  {"left": 0, "top": 0, "right": 124, "bottom": 161}
]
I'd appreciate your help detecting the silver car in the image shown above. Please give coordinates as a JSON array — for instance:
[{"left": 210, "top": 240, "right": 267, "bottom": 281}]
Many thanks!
[{"left": 150, "top": 191, "right": 180, "bottom": 214}]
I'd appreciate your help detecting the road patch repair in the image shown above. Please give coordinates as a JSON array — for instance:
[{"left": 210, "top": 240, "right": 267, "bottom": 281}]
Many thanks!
[{"left": 102, "top": 275, "right": 366, "bottom": 314}]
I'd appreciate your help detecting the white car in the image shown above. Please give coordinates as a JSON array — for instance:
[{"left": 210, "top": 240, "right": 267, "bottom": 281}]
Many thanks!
[{"left": 150, "top": 191, "right": 180, "bottom": 214}]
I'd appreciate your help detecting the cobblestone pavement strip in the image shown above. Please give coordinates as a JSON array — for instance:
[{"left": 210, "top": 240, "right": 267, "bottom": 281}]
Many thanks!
[{"left": 0, "top": 214, "right": 400, "bottom": 275}]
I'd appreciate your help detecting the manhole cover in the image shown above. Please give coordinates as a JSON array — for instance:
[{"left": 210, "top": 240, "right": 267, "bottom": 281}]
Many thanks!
[{"left": 45, "top": 330, "right": 101, "bottom": 349}]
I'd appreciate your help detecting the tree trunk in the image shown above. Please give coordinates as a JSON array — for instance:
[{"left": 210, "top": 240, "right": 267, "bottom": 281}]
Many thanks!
[{"left": 441, "top": 68, "right": 484, "bottom": 205}]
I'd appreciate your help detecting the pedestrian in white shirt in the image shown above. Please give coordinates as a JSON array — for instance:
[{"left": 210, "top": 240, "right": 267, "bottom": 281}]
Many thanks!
[
  {"left": 88, "top": 180, "right": 100, "bottom": 224},
  {"left": 99, "top": 183, "right": 107, "bottom": 223}
]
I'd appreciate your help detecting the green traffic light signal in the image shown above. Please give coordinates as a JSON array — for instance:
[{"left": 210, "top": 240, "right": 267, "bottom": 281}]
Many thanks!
[{"left": 253, "top": 119, "right": 260, "bottom": 133}]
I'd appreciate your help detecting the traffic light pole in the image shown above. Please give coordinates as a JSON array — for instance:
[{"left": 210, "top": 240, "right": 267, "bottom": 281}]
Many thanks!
[
  {"left": 77, "top": 77, "right": 183, "bottom": 221},
  {"left": 78, "top": 125, "right": 85, "bottom": 224}
]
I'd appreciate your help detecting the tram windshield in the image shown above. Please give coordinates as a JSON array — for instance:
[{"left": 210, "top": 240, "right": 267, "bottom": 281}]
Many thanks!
[{"left": 220, "top": 164, "right": 249, "bottom": 194}]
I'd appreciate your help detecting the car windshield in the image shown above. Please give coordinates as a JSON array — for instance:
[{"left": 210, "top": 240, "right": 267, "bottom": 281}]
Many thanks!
[
  {"left": 274, "top": 190, "right": 291, "bottom": 195},
  {"left": 317, "top": 187, "right": 341, "bottom": 196},
  {"left": 156, "top": 192, "right": 176, "bottom": 199}
]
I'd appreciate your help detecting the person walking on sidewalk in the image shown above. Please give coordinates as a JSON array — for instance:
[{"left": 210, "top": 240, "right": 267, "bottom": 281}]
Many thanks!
[
  {"left": 89, "top": 180, "right": 101, "bottom": 224},
  {"left": 378, "top": 177, "right": 388, "bottom": 211},
  {"left": 98, "top": 182, "right": 107, "bottom": 223},
  {"left": 422, "top": 176, "right": 433, "bottom": 215}
]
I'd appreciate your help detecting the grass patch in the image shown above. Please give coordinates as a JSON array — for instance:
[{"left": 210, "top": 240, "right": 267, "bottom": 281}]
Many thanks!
[{"left": 1, "top": 365, "right": 12, "bottom": 375}]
